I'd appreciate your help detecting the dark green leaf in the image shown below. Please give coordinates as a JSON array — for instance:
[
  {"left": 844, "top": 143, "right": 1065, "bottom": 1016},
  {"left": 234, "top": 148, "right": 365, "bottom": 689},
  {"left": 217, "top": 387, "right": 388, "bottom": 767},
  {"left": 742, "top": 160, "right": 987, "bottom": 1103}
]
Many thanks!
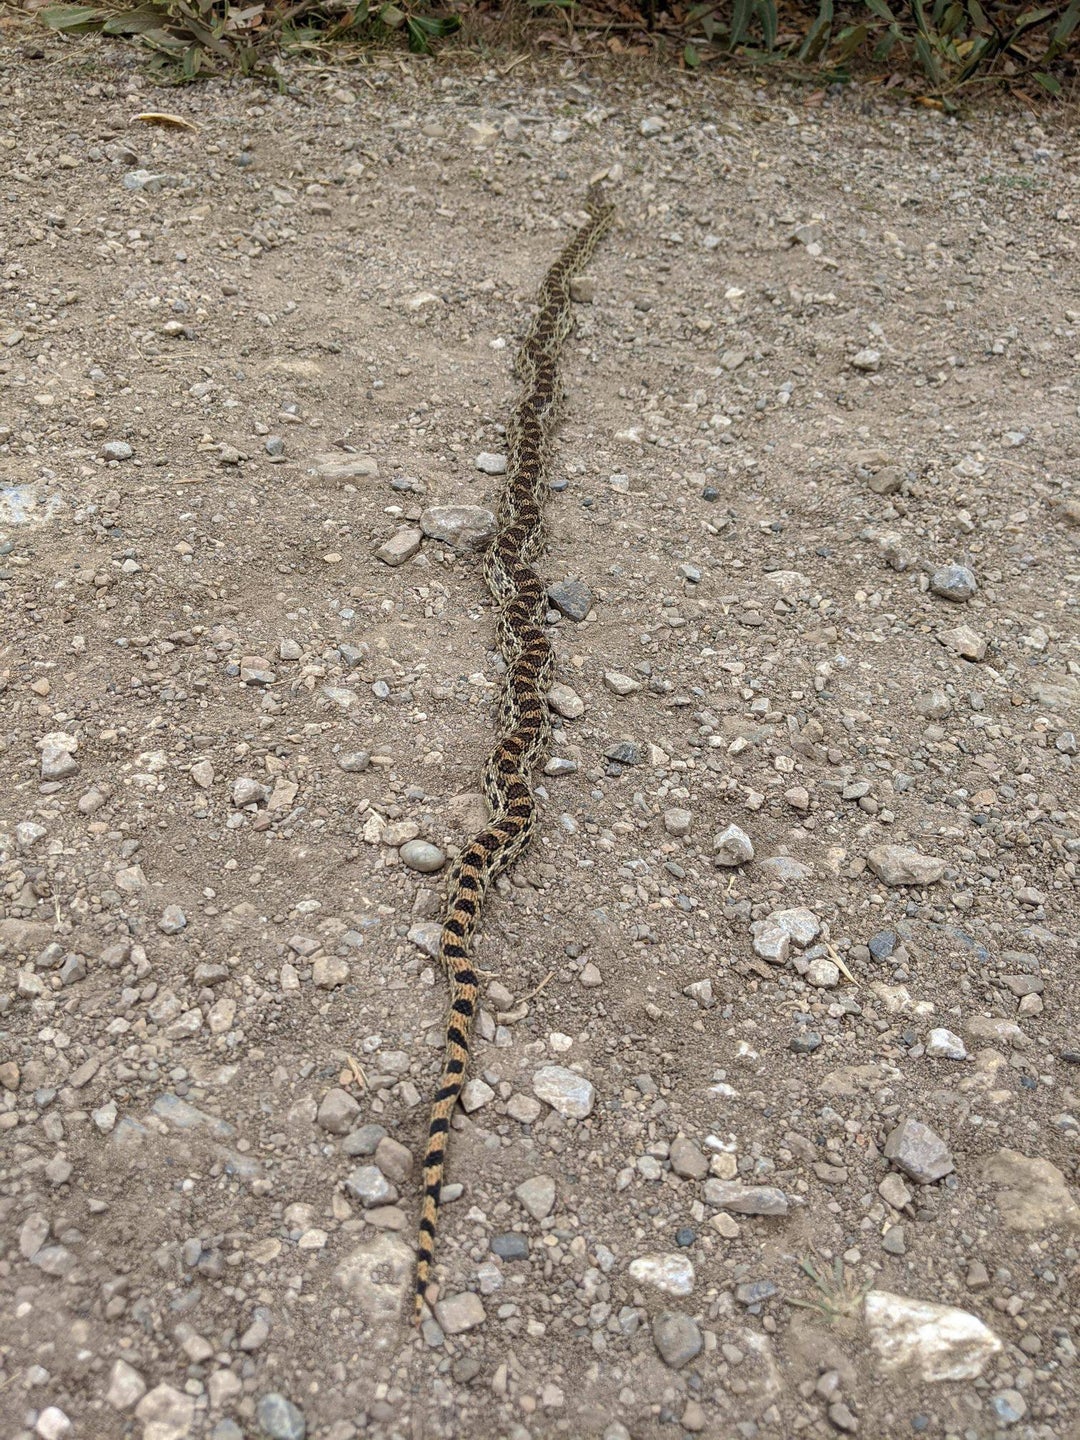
[
  {"left": 756, "top": 0, "right": 777, "bottom": 51},
  {"left": 1033, "top": 70, "right": 1062, "bottom": 92},
  {"left": 798, "top": 0, "right": 833, "bottom": 60},
  {"left": 684, "top": 40, "right": 701, "bottom": 66},
  {"left": 729, "top": 0, "right": 751, "bottom": 48}
]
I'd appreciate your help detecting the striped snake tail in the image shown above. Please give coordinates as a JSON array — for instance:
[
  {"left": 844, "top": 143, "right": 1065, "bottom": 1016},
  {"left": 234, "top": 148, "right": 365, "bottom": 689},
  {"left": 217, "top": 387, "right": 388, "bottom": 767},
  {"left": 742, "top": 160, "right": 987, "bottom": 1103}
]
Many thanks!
[{"left": 415, "top": 188, "right": 615, "bottom": 1324}]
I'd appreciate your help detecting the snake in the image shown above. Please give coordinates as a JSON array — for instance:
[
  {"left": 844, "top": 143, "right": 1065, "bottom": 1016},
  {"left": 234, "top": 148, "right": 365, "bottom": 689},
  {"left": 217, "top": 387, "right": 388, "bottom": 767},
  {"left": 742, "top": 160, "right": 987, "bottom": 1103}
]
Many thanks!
[{"left": 414, "top": 187, "right": 615, "bottom": 1324}]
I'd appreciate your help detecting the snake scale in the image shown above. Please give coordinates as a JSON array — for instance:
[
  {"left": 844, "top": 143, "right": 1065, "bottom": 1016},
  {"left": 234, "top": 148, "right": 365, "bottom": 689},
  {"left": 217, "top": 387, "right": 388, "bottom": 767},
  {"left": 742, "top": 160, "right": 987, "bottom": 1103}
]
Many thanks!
[{"left": 415, "top": 188, "right": 615, "bottom": 1323}]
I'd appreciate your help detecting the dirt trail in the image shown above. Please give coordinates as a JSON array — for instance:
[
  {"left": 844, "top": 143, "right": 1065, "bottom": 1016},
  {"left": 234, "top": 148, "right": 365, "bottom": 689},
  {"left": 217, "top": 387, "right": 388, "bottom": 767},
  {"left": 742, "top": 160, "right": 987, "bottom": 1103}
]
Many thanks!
[{"left": 0, "top": 30, "right": 1078, "bottom": 1440}]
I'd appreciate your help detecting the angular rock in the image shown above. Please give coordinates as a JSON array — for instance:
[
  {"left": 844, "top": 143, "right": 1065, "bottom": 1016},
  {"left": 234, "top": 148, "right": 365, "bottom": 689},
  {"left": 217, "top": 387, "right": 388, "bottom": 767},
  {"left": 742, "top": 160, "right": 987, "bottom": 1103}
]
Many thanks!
[
  {"left": 864, "top": 1290, "right": 1002, "bottom": 1381},
  {"left": 926, "top": 1028, "right": 967, "bottom": 1060},
  {"left": 930, "top": 563, "right": 977, "bottom": 602},
  {"left": 345, "top": 1165, "right": 397, "bottom": 1208},
  {"left": 515, "top": 1175, "right": 556, "bottom": 1221},
  {"left": 866, "top": 845, "right": 944, "bottom": 887},
  {"left": 883, "top": 1117, "right": 953, "bottom": 1183},
  {"left": 714, "top": 824, "right": 754, "bottom": 866},
  {"left": 107, "top": 1360, "right": 147, "bottom": 1410},
  {"left": 532, "top": 1064, "right": 594, "bottom": 1118},
  {"left": 938, "top": 623, "right": 986, "bottom": 661},
  {"left": 256, "top": 1392, "right": 306, "bottom": 1440},
  {"left": 134, "top": 1383, "right": 196, "bottom": 1440},
  {"left": 704, "top": 1181, "right": 788, "bottom": 1216},
  {"left": 435, "top": 1290, "right": 486, "bottom": 1334},
  {"left": 375, "top": 528, "right": 422, "bottom": 567},
  {"left": 317, "top": 1088, "right": 361, "bottom": 1135},
  {"left": 420, "top": 505, "right": 496, "bottom": 550},
  {"left": 547, "top": 579, "right": 593, "bottom": 621}
]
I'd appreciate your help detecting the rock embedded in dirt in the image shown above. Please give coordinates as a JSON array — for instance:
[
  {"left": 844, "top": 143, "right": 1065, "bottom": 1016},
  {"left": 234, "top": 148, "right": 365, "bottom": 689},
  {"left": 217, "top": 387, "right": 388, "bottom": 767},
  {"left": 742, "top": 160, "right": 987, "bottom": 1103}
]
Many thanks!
[
  {"left": 627, "top": 1253, "right": 695, "bottom": 1296},
  {"left": 399, "top": 839, "right": 446, "bottom": 873},
  {"left": 930, "top": 562, "right": 977, "bottom": 601},
  {"left": 532, "top": 1065, "right": 594, "bottom": 1118},
  {"left": 864, "top": 1291, "right": 1002, "bottom": 1381},
  {"left": 937, "top": 623, "right": 987, "bottom": 660},
  {"left": 703, "top": 1181, "right": 788, "bottom": 1216},
  {"left": 866, "top": 845, "right": 944, "bottom": 886},
  {"left": 474, "top": 451, "right": 506, "bottom": 475},
  {"left": 883, "top": 1117, "right": 954, "bottom": 1183},
  {"left": 255, "top": 1392, "right": 307, "bottom": 1440},
  {"left": 652, "top": 1312, "right": 703, "bottom": 1369},
  {"left": 547, "top": 579, "right": 593, "bottom": 620},
  {"left": 317, "top": 1088, "right": 361, "bottom": 1135},
  {"left": 979, "top": 1149, "right": 1080, "bottom": 1233},
  {"left": 714, "top": 824, "right": 754, "bottom": 866},
  {"left": 925, "top": 1028, "right": 967, "bottom": 1060},
  {"left": 375, "top": 527, "right": 422, "bottom": 566},
  {"left": 435, "top": 1291, "right": 486, "bottom": 1334},
  {"left": 420, "top": 505, "right": 496, "bottom": 549}
]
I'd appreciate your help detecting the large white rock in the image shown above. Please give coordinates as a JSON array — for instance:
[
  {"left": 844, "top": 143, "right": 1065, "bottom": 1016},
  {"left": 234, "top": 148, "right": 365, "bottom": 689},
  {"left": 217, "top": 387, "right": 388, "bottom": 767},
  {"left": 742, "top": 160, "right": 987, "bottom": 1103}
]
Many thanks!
[
  {"left": 532, "top": 1065, "right": 595, "bottom": 1118},
  {"left": 628, "top": 1253, "right": 695, "bottom": 1296},
  {"left": 864, "top": 1290, "right": 1002, "bottom": 1381}
]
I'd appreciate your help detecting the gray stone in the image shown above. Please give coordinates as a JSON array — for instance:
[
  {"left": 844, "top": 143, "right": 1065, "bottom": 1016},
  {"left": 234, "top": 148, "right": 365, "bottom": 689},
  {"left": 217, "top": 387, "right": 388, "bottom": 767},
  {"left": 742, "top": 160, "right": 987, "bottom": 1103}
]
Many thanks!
[
  {"left": 765, "top": 907, "right": 821, "bottom": 947},
  {"left": 375, "top": 528, "right": 422, "bottom": 567},
  {"left": 883, "top": 1117, "right": 954, "bottom": 1183},
  {"left": 851, "top": 348, "right": 881, "bottom": 371},
  {"left": 106, "top": 1359, "right": 147, "bottom": 1410},
  {"left": 491, "top": 1232, "right": 529, "bottom": 1260},
  {"left": 312, "top": 956, "right": 349, "bottom": 989},
  {"left": 337, "top": 751, "right": 371, "bottom": 773},
  {"left": 915, "top": 689, "right": 952, "bottom": 720},
  {"left": 317, "top": 1088, "right": 361, "bottom": 1135},
  {"left": 603, "top": 671, "right": 642, "bottom": 696},
  {"left": 474, "top": 452, "right": 506, "bottom": 475},
  {"left": 345, "top": 1165, "right": 397, "bottom": 1207},
  {"left": 990, "top": 1390, "right": 1027, "bottom": 1426},
  {"left": 930, "top": 563, "right": 977, "bottom": 602},
  {"left": 652, "top": 1312, "right": 703, "bottom": 1369},
  {"left": 434, "top": 1290, "right": 485, "bottom": 1333},
  {"left": 714, "top": 824, "right": 754, "bottom": 866},
  {"left": 39, "top": 732, "right": 78, "bottom": 780},
  {"left": 342, "top": 1123, "right": 387, "bottom": 1156},
  {"left": 256, "top": 1392, "right": 306, "bottom": 1440},
  {"left": 101, "top": 440, "right": 133, "bottom": 461},
  {"left": 420, "top": 505, "right": 496, "bottom": 549},
  {"left": 547, "top": 579, "right": 593, "bottom": 620},
  {"left": 704, "top": 1181, "right": 788, "bottom": 1216},
  {"left": 663, "top": 807, "right": 692, "bottom": 837},
  {"left": 926, "top": 1028, "right": 967, "bottom": 1060},
  {"left": 532, "top": 1065, "right": 594, "bottom": 1118},
  {"left": 752, "top": 925, "right": 790, "bottom": 965},
  {"left": 158, "top": 905, "right": 187, "bottom": 934},
  {"left": 866, "top": 845, "right": 944, "bottom": 887},
  {"left": 515, "top": 1175, "right": 556, "bottom": 1220},
  {"left": 399, "top": 839, "right": 446, "bottom": 874},
  {"left": 309, "top": 453, "right": 378, "bottom": 481},
  {"left": 374, "top": 1136, "right": 413, "bottom": 1184},
  {"left": 938, "top": 623, "right": 986, "bottom": 661},
  {"left": 669, "top": 1137, "right": 708, "bottom": 1180},
  {"left": 806, "top": 957, "right": 840, "bottom": 987},
  {"left": 604, "top": 741, "right": 642, "bottom": 767},
  {"left": 232, "top": 776, "right": 268, "bottom": 807},
  {"left": 547, "top": 683, "right": 584, "bottom": 719}
]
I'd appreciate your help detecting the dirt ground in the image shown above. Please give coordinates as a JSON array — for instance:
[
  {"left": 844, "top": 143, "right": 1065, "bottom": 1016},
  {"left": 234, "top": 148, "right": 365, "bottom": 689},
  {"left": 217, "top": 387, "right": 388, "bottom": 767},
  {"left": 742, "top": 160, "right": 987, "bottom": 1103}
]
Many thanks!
[{"left": 0, "top": 24, "right": 1078, "bottom": 1440}]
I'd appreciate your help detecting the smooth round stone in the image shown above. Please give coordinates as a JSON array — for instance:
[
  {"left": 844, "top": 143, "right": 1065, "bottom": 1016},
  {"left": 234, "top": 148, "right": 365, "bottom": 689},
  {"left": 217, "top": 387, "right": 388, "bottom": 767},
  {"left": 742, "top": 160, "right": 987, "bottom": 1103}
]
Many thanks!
[
  {"left": 399, "top": 840, "right": 446, "bottom": 874},
  {"left": 491, "top": 1232, "right": 529, "bottom": 1260}
]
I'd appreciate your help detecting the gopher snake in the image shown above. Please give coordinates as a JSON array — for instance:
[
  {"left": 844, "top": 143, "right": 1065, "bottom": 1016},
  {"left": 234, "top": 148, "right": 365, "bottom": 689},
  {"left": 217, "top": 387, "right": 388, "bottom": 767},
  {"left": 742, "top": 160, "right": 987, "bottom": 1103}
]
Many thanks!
[{"left": 415, "top": 188, "right": 615, "bottom": 1323}]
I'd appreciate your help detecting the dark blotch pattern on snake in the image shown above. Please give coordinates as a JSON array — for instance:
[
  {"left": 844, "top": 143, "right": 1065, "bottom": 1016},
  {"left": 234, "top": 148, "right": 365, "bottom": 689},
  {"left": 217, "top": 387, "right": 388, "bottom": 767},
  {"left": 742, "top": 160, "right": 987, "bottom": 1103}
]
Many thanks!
[{"left": 415, "top": 188, "right": 614, "bottom": 1323}]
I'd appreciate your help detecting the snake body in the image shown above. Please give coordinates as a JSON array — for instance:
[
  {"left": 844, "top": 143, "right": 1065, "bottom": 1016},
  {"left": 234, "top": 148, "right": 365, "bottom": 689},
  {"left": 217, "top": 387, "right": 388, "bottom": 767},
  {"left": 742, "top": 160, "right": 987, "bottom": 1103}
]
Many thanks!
[{"left": 415, "top": 189, "right": 614, "bottom": 1322}]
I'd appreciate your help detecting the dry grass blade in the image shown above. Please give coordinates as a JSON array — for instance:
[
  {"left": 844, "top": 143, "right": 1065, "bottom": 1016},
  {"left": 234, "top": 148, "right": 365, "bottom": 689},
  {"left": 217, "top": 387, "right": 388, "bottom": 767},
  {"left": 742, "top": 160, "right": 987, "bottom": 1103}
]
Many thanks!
[{"left": 131, "top": 110, "right": 199, "bottom": 128}]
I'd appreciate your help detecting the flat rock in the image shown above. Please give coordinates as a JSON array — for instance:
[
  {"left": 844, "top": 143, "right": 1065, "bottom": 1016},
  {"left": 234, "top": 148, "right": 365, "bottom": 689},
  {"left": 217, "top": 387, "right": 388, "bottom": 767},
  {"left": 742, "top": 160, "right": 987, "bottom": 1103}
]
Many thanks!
[
  {"left": 420, "top": 505, "right": 496, "bottom": 549},
  {"left": 866, "top": 845, "right": 944, "bottom": 886},
  {"left": 435, "top": 1290, "right": 486, "bottom": 1334},
  {"left": 474, "top": 451, "right": 506, "bottom": 475},
  {"left": 334, "top": 1234, "right": 412, "bottom": 1325},
  {"left": 883, "top": 1117, "right": 953, "bottom": 1183},
  {"left": 628, "top": 1253, "right": 695, "bottom": 1296},
  {"left": 864, "top": 1290, "right": 1002, "bottom": 1381},
  {"left": 515, "top": 1174, "right": 556, "bottom": 1220},
  {"left": 980, "top": 1149, "right": 1080, "bottom": 1234},
  {"left": 704, "top": 1180, "right": 788, "bottom": 1216},
  {"left": 532, "top": 1064, "right": 594, "bottom": 1118},
  {"left": 134, "top": 1383, "right": 196, "bottom": 1440},
  {"left": 938, "top": 623, "right": 986, "bottom": 661},
  {"left": 375, "top": 528, "right": 422, "bottom": 567},
  {"left": 764, "top": 907, "right": 821, "bottom": 947}
]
